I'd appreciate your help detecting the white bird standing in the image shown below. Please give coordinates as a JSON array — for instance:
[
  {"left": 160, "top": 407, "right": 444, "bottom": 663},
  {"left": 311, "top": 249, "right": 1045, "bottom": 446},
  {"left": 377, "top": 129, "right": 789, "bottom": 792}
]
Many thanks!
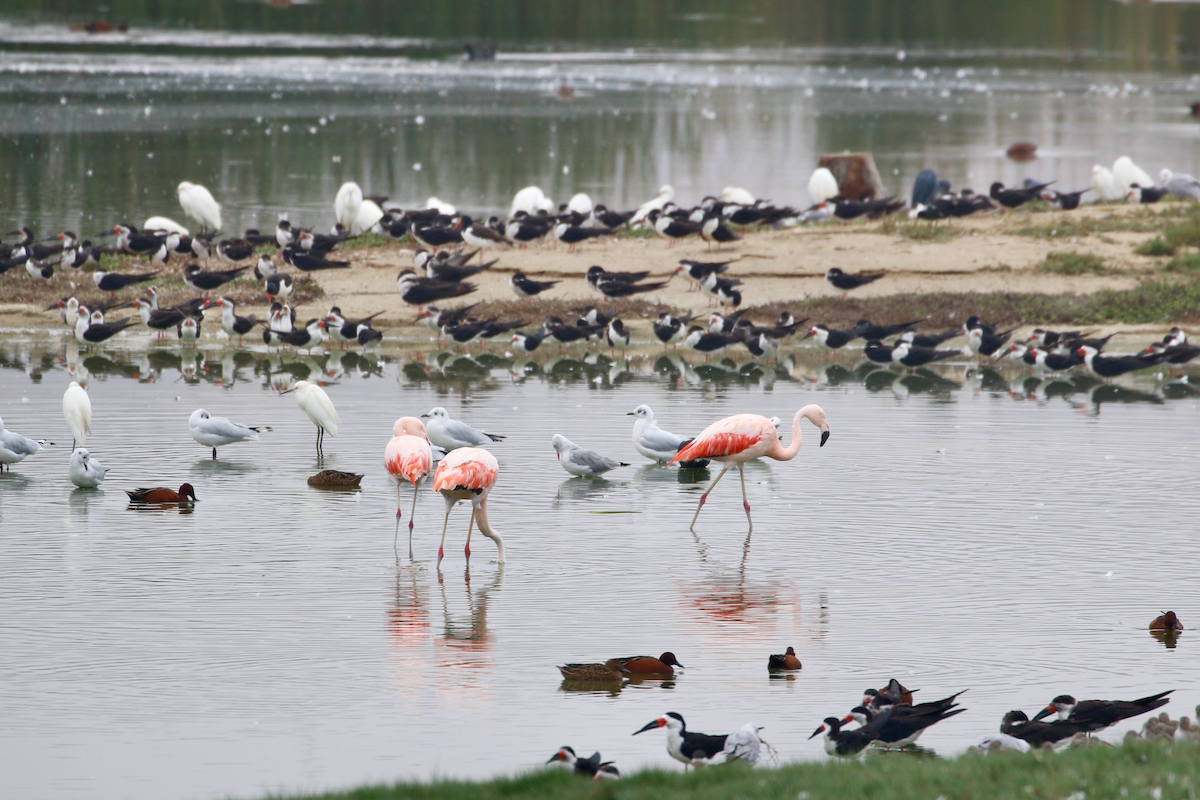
[
  {"left": 1091, "top": 165, "right": 1121, "bottom": 202},
  {"left": 720, "top": 186, "right": 757, "bottom": 206},
  {"left": 334, "top": 181, "right": 364, "bottom": 231},
  {"left": 177, "top": 181, "right": 222, "bottom": 232},
  {"left": 69, "top": 448, "right": 108, "bottom": 488},
  {"left": 420, "top": 407, "right": 505, "bottom": 452},
  {"left": 552, "top": 434, "right": 629, "bottom": 477},
  {"left": 627, "top": 405, "right": 693, "bottom": 464},
  {"left": 282, "top": 380, "right": 339, "bottom": 458},
  {"left": 510, "top": 186, "right": 553, "bottom": 216},
  {"left": 1160, "top": 169, "right": 1200, "bottom": 200},
  {"left": 631, "top": 185, "right": 675, "bottom": 224},
  {"left": 62, "top": 381, "right": 92, "bottom": 449},
  {"left": 0, "top": 416, "right": 49, "bottom": 472},
  {"left": 808, "top": 167, "right": 840, "bottom": 205},
  {"left": 1112, "top": 156, "right": 1154, "bottom": 193},
  {"left": 189, "top": 408, "right": 272, "bottom": 460},
  {"left": 355, "top": 198, "right": 385, "bottom": 235},
  {"left": 567, "top": 193, "right": 594, "bottom": 215}
]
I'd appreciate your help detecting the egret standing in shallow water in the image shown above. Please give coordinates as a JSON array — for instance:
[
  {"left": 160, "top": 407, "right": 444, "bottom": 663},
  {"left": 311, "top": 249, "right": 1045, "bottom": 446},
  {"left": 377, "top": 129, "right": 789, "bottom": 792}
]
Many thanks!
[
  {"left": 69, "top": 448, "right": 108, "bottom": 488},
  {"left": 433, "top": 447, "right": 504, "bottom": 566},
  {"left": 189, "top": 409, "right": 271, "bottom": 460},
  {"left": 177, "top": 181, "right": 222, "bottom": 232},
  {"left": 671, "top": 405, "right": 830, "bottom": 533},
  {"left": 385, "top": 416, "right": 433, "bottom": 551},
  {"left": 282, "top": 380, "right": 338, "bottom": 458},
  {"left": 62, "top": 381, "right": 92, "bottom": 449}
]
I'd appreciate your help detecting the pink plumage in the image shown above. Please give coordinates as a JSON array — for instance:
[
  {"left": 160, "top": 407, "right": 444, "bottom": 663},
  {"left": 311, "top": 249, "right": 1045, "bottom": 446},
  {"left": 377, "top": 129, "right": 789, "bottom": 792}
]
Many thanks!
[
  {"left": 385, "top": 416, "right": 433, "bottom": 540},
  {"left": 433, "top": 447, "right": 504, "bottom": 565}
]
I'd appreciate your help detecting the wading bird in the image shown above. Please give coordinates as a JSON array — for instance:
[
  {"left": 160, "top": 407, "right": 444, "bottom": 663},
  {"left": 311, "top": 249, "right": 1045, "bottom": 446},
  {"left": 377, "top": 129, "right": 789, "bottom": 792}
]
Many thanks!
[
  {"left": 62, "top": 381, "right": 92, "bottom": 449},
  {"left": 385, "top": 416, "right": 434, "bottom": 548},
  {"left": 433, "top": 447, "right": 504, "bottom": 566},
  {"left": 282, "top": 380, "right": 339, "bottom": 458}
]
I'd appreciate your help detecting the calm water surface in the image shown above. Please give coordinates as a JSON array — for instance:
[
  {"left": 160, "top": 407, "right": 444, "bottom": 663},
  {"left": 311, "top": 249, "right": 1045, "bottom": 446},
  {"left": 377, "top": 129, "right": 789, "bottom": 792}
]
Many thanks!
[{"left": 0, "top": 336, "right": 1196, "bottom": 800}]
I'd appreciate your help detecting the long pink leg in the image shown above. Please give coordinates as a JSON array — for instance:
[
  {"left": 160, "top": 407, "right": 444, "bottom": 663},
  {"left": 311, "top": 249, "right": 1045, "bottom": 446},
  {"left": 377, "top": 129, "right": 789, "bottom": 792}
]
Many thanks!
[
  {"left": 408, "top": 479, "right": 419, "bottom": 533},
  {"left": 437, "top": 496, "right": 456, "bottom": 566},
  {"left": 738, "top": 462, "right": 752, "bottom": 532},
  {"left": 689, "top": 465, "right": 729, "bottom": 533},
  {"left": 395, "top": 481, "right": 403, "bottom": 519},
  {"left": 464, "top": 506, "right": 476, "bottom": 562}
]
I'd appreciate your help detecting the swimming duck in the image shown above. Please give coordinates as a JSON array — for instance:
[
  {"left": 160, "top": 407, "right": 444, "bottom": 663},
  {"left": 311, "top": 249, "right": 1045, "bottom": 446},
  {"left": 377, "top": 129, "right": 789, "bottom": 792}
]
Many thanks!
[
  {"left": 557, "top": 658, "right": 628, "bottom": 682},
  {"left": 126, "top": 483, "right": 197, "bottom": 503},
  {"left": 768, "top": 646, "right": 802, "bottom": 670}
]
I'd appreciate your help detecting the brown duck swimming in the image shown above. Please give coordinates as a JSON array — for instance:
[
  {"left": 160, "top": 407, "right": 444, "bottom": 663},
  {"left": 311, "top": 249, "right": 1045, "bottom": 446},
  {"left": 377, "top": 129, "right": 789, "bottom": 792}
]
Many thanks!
[
  {"left": 1150, "top": 611, "right": 1184, "bottom": 631},
  {"left": 307, "top": 470, "right": 364, "bottom": 488},
  {"left": 768, "top": 646, "right": 802, "bottom": 670},
  {"left": 126, "top": 483, "right": 197, "bottom": 503},
  {"left": 558, "top": 658, "right": 628, "bottom": 682},
  {"left": 617, "top": 652, "right": 684, "bottom": 675}
]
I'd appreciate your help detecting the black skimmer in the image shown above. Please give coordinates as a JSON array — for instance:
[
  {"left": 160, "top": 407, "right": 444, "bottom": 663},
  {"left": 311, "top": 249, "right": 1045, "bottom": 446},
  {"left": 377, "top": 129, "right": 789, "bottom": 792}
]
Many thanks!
[
  {"left": 134, "top": 298, "right": 188, "bottom": 340},
  {"left": 300, "top": 228, "right": 351, "bottom": 255},
  {"left": 177, "top": 314, "right": 202, "bottom": 344},
  {"left": 424, "top": 254, "right": 495, "bottom": 283},
  {"left": 863, "top": 679, "right": 917, "bottom": 708},
  {"left": 768, "top": 646, "right": 801, "bottom": 670},
  {"left": 1028, "top": 328, "right": 1086, "bottom": 347},
  {"left": 280, "top": 319, "right": 326, "bottom": 353},
  {"left": 804, "top": 323, "right": 861, "bottom": 355},
  {"left": 504, "top": 215, "right": 552, "bottom": 247},
  {"left": 10, "top": 227, "right": 65, "bottom": 260},
  {"left": 458, "top": 215, "right": 512, "bottom": 254},
  {"left": 478, "top": 318, "right": 525, "bottom": 346},
  {"left": 1031, "top": 691, "right": 1173, "bottom": 729},
  {"left": 896, "top": 329, "right": 959, "bottom": 348},
  {"left": 1000, "top": 710, "right": 1103, "bottom": 747},
  {"left": 739, "top": 330, "right": 778, "bottom": 362},
  {"left": 700, "top": 272, "right": 742, "bottom": 307},
  {"left": 634, "top": 713, "right": 765, "bottom": 768},
  {"left": 276, "top": 219, "right": 298, "bottom": 249},
  {"left": 241, "top": 228, "right": 276, "bottom": 247},
  {"left": 283, "top": 245, "right": 350, "bottom": 272},
  {"left": 652, "top": 311, "right": 693, "bottom": 349},
  {"left": 831, "top": 196, "right": 904, "bottom": 220},
  {"left": 1029, "top": 347, "right": 1082, "bottom": 372},
  {"left": 511, "top": 330, "right": 546, "bottom": 355},
  {"left": 605, "top": 319, "right": 630, "bottom": 352},
  {"left": 1045, "top": 188, "right": 1091, "bottom": 210},
  {"left": 1126, "top": 184, "right": 1168, "bottom": 203},
  {"left": 700, "top": 213, "right": 741, "bottom": 250},
  {"left": 62, "top": 242, "right": 96, "bottom": 271},
  {"left": 110, "top": 223, "right": 163, "bottom": 255},
  {"left": 254, "top": 254, "right": 277, "bottom": 281},
  {"left": 707, "top": 309, "right": 749, "bottom": 334},
  {"left": 892, "top": 342, "right": 960, "bottom": 369},
  {"left": 509, "top": 272, "right": 559, "bottom": 297},
  {"left": 989, "top": 181, "right": 1054, "bottom": 209},
  {"left": 217, "top": 238, "right": 255, "bottom": 263},
  {"left": 25, "top": 258, "right": 54, "bottom": 282},
  {"left": 357, "top": 327, "right": 382, "bottom": 348},
  {"left": 265, "top": 273, "right": 294, "bottom": 302},
  {"left": 675, "top": 259, "right": 733, "bottom": 292},
  {"left": 92, "top": 268, "right": 161, "bottom": 296},
  {"left": 1076, "top": 345, "right": 1162, "bottom": 380},
  {"left": 649, "top": 209, "right": 703, "bottom": 246},
  {"left": 825, "top": 267, "right": 883, "bottom": 296},
  {"left": 202, "top": 298, "right": 257, "bottom": 341},
  {"left": 412, "top": 222, "right": 463, "bottom": 250},
  {"left": 415, "top": 304, "right": 478, "bottom": 339},
  {"left": 1146, "top": 342, "right": 1200, "bottom": 371},
  {"left": 585, "top": 265, "right": 649, "bottom": 289},
  {"left": 74, "top": 307, "right": 139, "bottom": 345},
  {"left": 325, "top": 307, "right": 384, "bottom": 349},
  {"left": 591, "top": 205, "right": 635, "bottom": 229},
  {"left": 863, "top": 340, "right": 896, "bottom": 364},
  {"left": 967, "top": 326, "right": 1016, "bottom": 361},
  {"left": 963, "top": 315, "right": 996, "bottom": 336},
  {"left": 443, "top": 319, "right": 491, "bottom": 349},
  {"left": 553, "top": 222, "right": 608, "bottom": 252},
  {"left": 855, "top": 319, "right": 921, "bottom": 340},
  {"left": 810, "top": 709, "right": 893, "bottom": 757},
  {"left": 0, "top": 246, "right": 29, "bottom": 275},
  {"left": 183, "top": 264, "right": 247, "bottom": 293},
  {"left": 685, "top": 326, "right": 737, "bottom": 359},
  {"left": 585, "top": 265, "right": 666, "bottom": 298},
  {"left": 546, "top": 747, "right": 619, "bottom": 779},
  {"left": 542, "top": 318, "right": 601, "bottom": 350},
  {"left": 396, "top": 270, "right": 476, "bottom": 306},
  {"left": 845, "top": 702, "right": 965, "bottom": 748}
]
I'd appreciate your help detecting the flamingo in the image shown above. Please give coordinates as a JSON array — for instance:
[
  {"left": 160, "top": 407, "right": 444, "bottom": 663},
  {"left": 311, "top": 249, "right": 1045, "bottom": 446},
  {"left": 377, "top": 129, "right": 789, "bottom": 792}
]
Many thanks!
[
  {"left": 385, "top": 416, "right": 433, "bottom": 550},
  {"left": 432, "top": 447, "right": 504, "bottom": 566},
  {"left": 671, "top": 405, "right": 830, "bottom": 533}
]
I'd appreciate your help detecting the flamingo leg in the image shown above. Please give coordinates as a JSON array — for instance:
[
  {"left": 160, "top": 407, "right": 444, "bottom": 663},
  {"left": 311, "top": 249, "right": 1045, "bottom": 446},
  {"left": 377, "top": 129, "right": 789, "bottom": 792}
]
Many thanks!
[
  {"left": 738, "top": 462, "right": 752, "bottom": 532},
  {"left": 395, "top": 480, "right": 403, "bottom": 519},
  {"left": 464, "top": 506, "right": 476, "bottom": 562},
  {"left": 689, "top": 465, "right": 729, "bottom": 533},
  {"left": 437, "top": 496, "right": 456, "bottom": 566},
  {"left": 409, "top": 479, "right": 419, "bottom": 533}
]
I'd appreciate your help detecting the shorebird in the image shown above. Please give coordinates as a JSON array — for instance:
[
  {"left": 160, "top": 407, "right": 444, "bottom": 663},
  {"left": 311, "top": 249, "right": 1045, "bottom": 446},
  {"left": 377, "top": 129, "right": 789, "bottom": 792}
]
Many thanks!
[
  {"left": 1030, "top": 691, "right": 1173, "bottom": 730},
  {"left": 189, "top": 409, "right": 271, "bottom": 460},
  {"left": 546, "top": 747, "right": 620, "bottom": 780},
  {"left": 282, "top": 380, "right": 339, "bottom": 458},
  {"left": 177, "top": 181, "right": 222, "bottom": 231},
  {"left": 421, "top": 407, "right": 505, "bottom": 452},
  {"left": 634, "top": 713, "right": 765, "bottom": 769},
  {"left": 0, "top": 416, "right": 49, "bottom": 472},
  {"left": 552, "top": 434, "right": 628, "bottom": 478},
  {"left": 432, "top": 447, "right": 504, "bottom": 566},
  {"left": 628, "top": 405, "right": 708, "bottom": 468},
  {"left": 671, "top": 405, "right": 830, "bottom": 532},
  {"left": 69, "top": 448, "right": 108, "bottom": 488},
  {"left": 385, "top": 416, "right": 433, "bottom": 546}
]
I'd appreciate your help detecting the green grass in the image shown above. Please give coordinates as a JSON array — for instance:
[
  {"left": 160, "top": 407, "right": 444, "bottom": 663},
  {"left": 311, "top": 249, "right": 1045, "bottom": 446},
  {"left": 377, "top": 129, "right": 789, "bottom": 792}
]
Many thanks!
[
  {"left": 876, "top": 217, "right": 961, "bottom": 242},
  {"left": 1163, "top": 253, "right": 1200, "bottom": 274},
  {"left": 1035, "top": 251, "right": 1110, "bottom": 275},
  {"left": 261, "top": 740, "right": 1199, "bottom": 800},
  {"left": 615, "top": 226, "right": 658, "bottom": 239},
  {"left": 1135, "top": 237, "right": 1177, "bottom": 257},
  {"left": 1009, "top": 215, "right": 1160, "bottom": 239}
]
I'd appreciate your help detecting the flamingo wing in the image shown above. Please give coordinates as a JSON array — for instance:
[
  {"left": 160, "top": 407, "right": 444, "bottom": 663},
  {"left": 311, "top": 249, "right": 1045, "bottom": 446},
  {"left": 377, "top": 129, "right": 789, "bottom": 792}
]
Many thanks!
[
  {"left": 671, "top": 414, "right": 768, "bottom": 463},
  {"left": 385, "top": 435, "right": 432, "bottom": 482},
  {"left": 433, "top": 447, "right": 498, "bottom": 492}
]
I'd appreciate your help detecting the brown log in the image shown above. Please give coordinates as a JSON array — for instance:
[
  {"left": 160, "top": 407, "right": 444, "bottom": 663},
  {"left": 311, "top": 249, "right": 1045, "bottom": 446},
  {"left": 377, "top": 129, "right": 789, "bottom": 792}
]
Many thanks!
[{"left": 817, "top": 153, "right": 887, "bottom": 201}]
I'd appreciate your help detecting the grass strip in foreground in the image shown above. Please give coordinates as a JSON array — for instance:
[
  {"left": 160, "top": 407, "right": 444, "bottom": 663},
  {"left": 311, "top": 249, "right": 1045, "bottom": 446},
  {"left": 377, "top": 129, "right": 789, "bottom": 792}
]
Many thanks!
[{"left": 263, "top": 739, "right": 1198, "bottom": 800}]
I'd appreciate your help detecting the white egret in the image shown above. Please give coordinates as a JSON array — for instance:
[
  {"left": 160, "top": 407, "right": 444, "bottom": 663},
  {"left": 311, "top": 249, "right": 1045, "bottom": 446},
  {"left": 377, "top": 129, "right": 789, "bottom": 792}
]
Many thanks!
[
  {"left": 62, "top": 381, "right": 92, "bottom": 448},
  {"left": 282, "top": 380, "right": 338, "bottom": 458},
  {"left": 143, "top": 216, "right": 190, "bottom": 236},
  {"left": 334, "top": 181, "right": 363, "bottom": 230},
  {"left": 808, "top": 167, "right": 840, "bottom": 204},
  {"left": 177, "top": 181, "right": 222, "bottom": 232}
]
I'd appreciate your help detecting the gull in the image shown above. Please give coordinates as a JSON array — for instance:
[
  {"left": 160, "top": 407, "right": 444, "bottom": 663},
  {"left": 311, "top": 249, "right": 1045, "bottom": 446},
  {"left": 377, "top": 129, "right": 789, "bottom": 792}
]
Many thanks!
[
  {"left": 189, "top": 409, "right": 272, "bottom": 460},
  {"left": 0, "top": 415, "right": 50, "bottom": 472},
  {"left": 552, "top": 434, "right": 628, "bottom": 477},
  {"left": 421, "top": 407, "right": 505, "bottom": 452},
  {"left": 69, "top": 448, "right": 108, "bottom": 488}
]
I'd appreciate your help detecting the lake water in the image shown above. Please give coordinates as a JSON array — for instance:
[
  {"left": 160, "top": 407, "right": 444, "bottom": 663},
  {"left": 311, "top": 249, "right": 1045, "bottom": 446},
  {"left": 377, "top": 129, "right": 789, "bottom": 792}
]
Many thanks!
[{"left": 0, "top": 334, "right": 1196, "bottom": 800}]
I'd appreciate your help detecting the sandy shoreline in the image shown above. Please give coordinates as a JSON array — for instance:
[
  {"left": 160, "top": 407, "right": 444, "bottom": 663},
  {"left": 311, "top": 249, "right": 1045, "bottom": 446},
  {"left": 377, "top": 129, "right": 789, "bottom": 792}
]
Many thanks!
[{"left": 0, "top": 201, "right": 1191, "bottom": 339}]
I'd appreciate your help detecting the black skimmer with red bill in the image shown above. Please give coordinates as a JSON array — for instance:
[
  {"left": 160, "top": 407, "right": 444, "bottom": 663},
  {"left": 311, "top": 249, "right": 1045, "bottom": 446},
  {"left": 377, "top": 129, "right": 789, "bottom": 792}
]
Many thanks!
[
  {"left": 1076, "top": 345, "right": 1162, "bottom": 380},
  {"left": 217, "top": 238, "right": 255, "bottom": 263},
  {"left": 546, "top": 747, "right": 619, "bottom": 779},
  {"left": 1030, "top": 691, "right": 1173, "bottom": 730},
  {"left": 685, "top": 326, "right": 738, "bottom": 359},
  {"left": 283, "top": 245, "right": 350, "bottom": 272},
  {"left": 202, "top": 298, "right": 258, "bottom": 342},
  {"left": 594, "top": 274, "right": 669, "bottom": 298},
  {"left": 810, "top": 708, "right": 893, "bottom": 756},
  {"left": 510, "top": 272, "right": 559, "bottom": 297},
  {"left": 845, "top": 701, "right": 966, "bottom": 748},
  {"left": 396, "top": 270, "right": 476, "bottom": 307},
  {"left": 963, "top": 316, "right": 997, "bottom": 336},
  {"left": 855, "top": 319, "right": 921, "bottom": 340},
  {"left": 1000, "top": 710, "right": 1103, "bottom": 747},
  {"left": 254, "top": 254, "right": 277, "bottom": 281},
  {"left": 700, "top": 272, "right": 742, "bottom": 307},
  {"left": 653, "top": 311, "right": 693, "bottom": 349},
  {"left": 804, "top": 323, "right": 861, "bottom": 356},
  {"left": 634, "top": 713, "right": 765, "bottom": 769},
  {"left": 8, "top": 227, "right": 64, "bottom": 260},
  {"left": 511, "top": 330, "right": 547, "bottom": 354},
  {"left": 177, "top": 315, "right": 202, "bottom": 345},
  {"left": 825, "top": 267, "right": 883, "bottom": 296},
  {"left": 325, "top": 307, "right": 384, "bottom": 348},
  {"left": 74, "top": 307, "right": 139, "bottom": 345},
  {"left": 707, "top": 309, "right": 749, "bottom": 334},
  {"left": 1146, "top": 342, "right": 1200, "bottom": 371},
  {"left": 241, "top": 228, "right": 276, "bottom": 247},
  {"left": 739, "top": 330, "right": 778, "bottom": 362},
  {"left": 265, "top": 273, "right": 293, "bottom": 302},
  {"left": 897, "top": 329, "right": 960, "bottom": 348},
  {"left": 1029, "top": 347, "right": 1082, "bottom": 371},
  {"left": 585, "top": 265, "right": 648, "bottom": 290},
  {"left": 892, "top": 341, "right": 960, "bottom": 368},
  {"left": 675, "top": 259, "right": 733, "bottom": 292},
  {"left": 93, "top": 268, "right": 161, "bottom": 296},
  {"left": 553, "top": 222, "right": 609, "bottom": 252},
  {"left": 649, "top": 209, "right": 703, "bottom": 246},
  {"left": 135, "top": 298, "right": 188, "bottom": 340},
  {"left": 1028, "top": 328, "right": 1086, "bottom": 347},
  {"left": 183, "top": 264, "right": 248, "bottom": 293},
  {"left": 443, "top": 319, "right": 490, "bottom": 349},
  {"left": 280, "top": 319, "right": 326, "bottom": 353},
  {"left": 25, "top": 258, "right": 54, "bottom": 282},
  {"left": 1127, "top": 184, "right": 1169, "bottom": 203},
  {"left": 989, "top": 180, "right": 1054, "bottom": 209},
  {"left": 110, "top": 223, "right": 163, "bottom": 255},
  {"left": 415, "top": 304, "right": 478, "bottom": 339},
  {"left": 412, "top": 222, "right": 463, "bottom": 250}
]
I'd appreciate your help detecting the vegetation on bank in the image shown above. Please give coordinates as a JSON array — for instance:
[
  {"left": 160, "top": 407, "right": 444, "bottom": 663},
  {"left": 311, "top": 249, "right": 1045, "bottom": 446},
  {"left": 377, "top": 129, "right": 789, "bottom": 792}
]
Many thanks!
[{"left": 265, "top": 739, "right": 1198, "bottom": 800}]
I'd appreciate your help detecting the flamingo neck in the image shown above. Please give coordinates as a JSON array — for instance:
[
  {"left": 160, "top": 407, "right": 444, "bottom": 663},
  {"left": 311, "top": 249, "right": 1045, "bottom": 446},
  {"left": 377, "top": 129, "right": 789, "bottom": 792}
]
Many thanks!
[
  {"left": 474, "top": 502, "right": 505, "bottom": 562},
  {"left": 773, "top": 406, "right": 814, "bottom": 462}
]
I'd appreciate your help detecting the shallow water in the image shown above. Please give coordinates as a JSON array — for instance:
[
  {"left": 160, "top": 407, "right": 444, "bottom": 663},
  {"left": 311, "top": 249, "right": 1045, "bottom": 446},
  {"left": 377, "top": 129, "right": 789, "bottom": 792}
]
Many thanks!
[{"left": 0, "top": 335, "right": 1196, "bottom": 799}]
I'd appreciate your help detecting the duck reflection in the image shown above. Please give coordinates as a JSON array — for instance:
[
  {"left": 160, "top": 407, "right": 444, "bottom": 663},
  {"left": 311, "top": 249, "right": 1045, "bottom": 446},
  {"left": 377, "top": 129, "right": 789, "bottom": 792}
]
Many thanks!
[{"left": 1149, "top": 629, "right": 1181, "bottom": 650}]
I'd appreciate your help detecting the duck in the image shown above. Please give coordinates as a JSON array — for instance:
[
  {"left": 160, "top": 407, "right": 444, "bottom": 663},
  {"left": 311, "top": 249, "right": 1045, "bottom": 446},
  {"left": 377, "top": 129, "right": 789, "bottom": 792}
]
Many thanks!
[
  {"left": 1149, "top": 611, "right": 1183, "bottom": 631},
  {"left": 617, "top": 652, "right": 684, "bottom": 675},
  {"left": 767, "top": 646, "right": 801, "bottom": 670},
  {"left": 307, "top": 470, "right": 364, "bottom": 488},
  {"left": 557, "top": 658, "right": 628, "bottom": 681},
  {"left": 126, "top": 484, "right": 197, "bottom": 503}
]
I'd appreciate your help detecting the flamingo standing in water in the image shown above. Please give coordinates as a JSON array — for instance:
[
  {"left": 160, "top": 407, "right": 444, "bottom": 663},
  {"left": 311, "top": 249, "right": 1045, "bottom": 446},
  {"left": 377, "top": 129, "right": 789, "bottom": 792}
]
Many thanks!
[
  {"left": 385, "top": 416, "right": 433, "bottom": 550},
  {"left": 671, "top": 405, "right": 830, "bottom": 532},
  {"left": 433, "top": 447, "right": 504, "bottom": 566}
]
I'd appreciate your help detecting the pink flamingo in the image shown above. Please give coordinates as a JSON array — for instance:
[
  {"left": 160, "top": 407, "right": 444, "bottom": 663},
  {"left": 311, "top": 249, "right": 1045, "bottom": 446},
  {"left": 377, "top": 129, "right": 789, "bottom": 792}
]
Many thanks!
[
  {"left": 671, "top": 405, "right": 830, "bottom": 532},
  {"left": 432, "top": 447, "right": 505, "bottom": 566},
  {"left": 385, "top": 416, "right": 434, "bottom": 549}
]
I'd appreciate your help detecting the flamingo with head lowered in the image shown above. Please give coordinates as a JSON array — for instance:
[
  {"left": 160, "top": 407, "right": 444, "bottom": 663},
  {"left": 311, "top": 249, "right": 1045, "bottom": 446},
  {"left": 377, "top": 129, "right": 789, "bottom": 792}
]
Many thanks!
[
  {"left": 433, "top": 447, "right": 505, "bottom": 566},
  {"left": 671, "top": 405, "right": 830, "bottom": 532},
  {"left": 385, "top": 416, "right": 434, "bottom": 552}
]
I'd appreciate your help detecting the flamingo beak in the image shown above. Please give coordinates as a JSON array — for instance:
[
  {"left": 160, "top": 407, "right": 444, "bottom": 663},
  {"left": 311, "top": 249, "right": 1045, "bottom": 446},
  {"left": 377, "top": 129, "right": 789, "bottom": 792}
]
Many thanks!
[{"left": 820, "top": 427, "right": 830, "bottom": 447}]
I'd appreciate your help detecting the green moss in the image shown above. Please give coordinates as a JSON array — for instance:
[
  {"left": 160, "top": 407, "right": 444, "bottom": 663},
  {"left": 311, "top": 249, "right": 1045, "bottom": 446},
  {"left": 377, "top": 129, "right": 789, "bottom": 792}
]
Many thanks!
[{"left": 1036, "top": 251, "right": 1109, "bottom": 275}]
